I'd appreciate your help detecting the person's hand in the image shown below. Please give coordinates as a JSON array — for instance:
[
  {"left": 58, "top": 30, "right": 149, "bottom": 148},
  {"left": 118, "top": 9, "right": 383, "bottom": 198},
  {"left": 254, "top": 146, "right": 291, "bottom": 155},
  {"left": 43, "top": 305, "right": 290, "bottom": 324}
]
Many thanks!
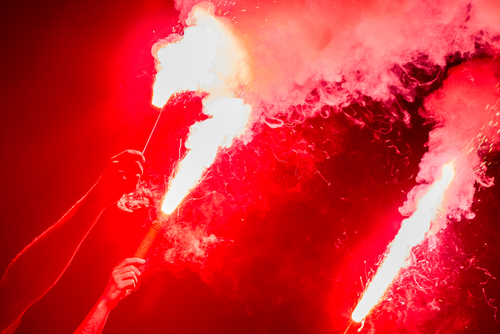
[
  {"left": 100, "top": 258, "right": 145, "bottom": 310},
  {"left": 94, "top": 150, "right": 145, "bottom": 205}
]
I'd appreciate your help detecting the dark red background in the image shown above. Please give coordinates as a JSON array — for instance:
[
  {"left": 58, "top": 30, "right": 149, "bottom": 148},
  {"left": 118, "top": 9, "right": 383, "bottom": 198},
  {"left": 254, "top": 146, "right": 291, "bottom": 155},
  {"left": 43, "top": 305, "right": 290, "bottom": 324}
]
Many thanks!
[{"left": 1, "top": 1, "right": 499, "bottom": 333}]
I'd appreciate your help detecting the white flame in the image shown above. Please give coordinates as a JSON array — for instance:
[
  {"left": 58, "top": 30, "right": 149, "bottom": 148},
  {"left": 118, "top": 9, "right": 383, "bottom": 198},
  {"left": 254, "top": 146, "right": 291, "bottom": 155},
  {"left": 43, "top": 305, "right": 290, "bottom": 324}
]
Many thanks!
[
  {"left": 352, "top": 163, "right": 456, "bottom": 323},
  {"left": 161, "top": 98, "right": 251, "bottom": 214},
  {"left": 151, "top": 3, "right": 253, "bottom": 215}
]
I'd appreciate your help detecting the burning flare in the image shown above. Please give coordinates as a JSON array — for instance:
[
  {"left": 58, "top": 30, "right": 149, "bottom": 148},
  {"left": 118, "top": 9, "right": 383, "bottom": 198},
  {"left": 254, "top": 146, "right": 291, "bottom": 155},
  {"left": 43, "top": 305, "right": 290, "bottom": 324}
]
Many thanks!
[
  {"left": 161, "top": 98, "right": 251, "bottom": 214},
  {"left": 351, "top": 163, "right": 456, "bottom": 323},
  {"left": 135, "top": 3, "right": 252, "bottom": 259},
  {"left": 153, "top": 2, "right": 252, "bottom": 216}
]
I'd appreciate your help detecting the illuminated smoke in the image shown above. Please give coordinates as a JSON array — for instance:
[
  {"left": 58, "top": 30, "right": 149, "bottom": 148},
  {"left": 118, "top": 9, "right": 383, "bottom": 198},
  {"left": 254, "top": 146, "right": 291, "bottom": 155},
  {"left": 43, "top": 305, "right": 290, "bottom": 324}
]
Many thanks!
[
  {"left": 152, "top": 2, "right": 251, "bottom": 108},
  {"left": 401, "top": 58, "right": 500, "bottom": 223},
  {"left": 173, "top": 0, "right": 500, "bottom": 120},
  {"left": 157, "top": 1, "right": 500, "bottom": 220},
  {"left": 163, "top": 223, "right": 220, "bottom": 264}
]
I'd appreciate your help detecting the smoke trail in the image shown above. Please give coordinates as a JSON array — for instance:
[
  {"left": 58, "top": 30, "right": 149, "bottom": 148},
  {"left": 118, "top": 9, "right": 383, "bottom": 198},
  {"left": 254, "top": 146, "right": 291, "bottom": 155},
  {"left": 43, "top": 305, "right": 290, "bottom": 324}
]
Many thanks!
[
  {"left": 151, "top": 2, "right": 252, "bottom": 108},
  {"left": 173, "top": 0, "right": 499, "bottom": 123},
  {"left": 401, "top": 58, "right": 500, "bottom": 224}
]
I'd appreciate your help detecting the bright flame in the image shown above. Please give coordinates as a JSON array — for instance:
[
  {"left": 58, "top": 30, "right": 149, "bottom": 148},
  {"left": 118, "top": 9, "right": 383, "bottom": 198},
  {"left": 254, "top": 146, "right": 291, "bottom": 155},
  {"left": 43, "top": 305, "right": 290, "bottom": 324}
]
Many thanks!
[
  {"left": 351, "top": 163, "right": 456, "bottom": 323},
  {"left": 161, "top": 98, "right": 251, "bottom": 214},
  {"left": 151, "top": 3, "right": 252, "bottom": 215}
]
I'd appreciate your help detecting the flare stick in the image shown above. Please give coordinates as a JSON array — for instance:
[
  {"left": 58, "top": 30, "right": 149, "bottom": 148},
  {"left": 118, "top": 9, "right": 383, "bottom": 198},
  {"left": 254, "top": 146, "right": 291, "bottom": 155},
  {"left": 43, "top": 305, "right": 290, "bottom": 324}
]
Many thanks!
[{"left": 134, "top": 213, "right": 169, "bottom": 259}]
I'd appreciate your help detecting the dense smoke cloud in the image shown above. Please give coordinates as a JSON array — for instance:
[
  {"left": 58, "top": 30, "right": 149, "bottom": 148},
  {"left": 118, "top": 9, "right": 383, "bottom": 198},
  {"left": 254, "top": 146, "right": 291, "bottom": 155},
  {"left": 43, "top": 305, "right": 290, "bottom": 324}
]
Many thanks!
[
  {"left": 149, "top": 0, "right": 500, "bottom": 273},
  {"left": 174, "top": 0, "right": 499, "bottom": 119},
  {"left": 401, "top": 58, "right": 500, "bottom": 224}
]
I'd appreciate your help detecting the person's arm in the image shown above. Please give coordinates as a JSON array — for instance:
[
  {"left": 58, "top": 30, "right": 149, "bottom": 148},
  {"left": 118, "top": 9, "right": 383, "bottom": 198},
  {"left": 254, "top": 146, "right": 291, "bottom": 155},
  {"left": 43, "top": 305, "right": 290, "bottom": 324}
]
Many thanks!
[
  {"left": 0, "top": 150, "right": 145, "bottom": 334},
  {"left": 74, "top": 258, "right": 145, "bottom": 334}
]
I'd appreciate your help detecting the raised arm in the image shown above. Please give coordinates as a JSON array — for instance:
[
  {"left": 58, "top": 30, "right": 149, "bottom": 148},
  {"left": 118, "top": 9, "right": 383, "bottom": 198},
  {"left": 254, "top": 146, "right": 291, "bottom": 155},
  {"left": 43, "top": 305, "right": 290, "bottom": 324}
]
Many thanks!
[
  {"left": 0, "top": 150, "right": 145, "bottom": 334},
  {"left": 74, "top": 258, "right": 145, "bottom": 334}
]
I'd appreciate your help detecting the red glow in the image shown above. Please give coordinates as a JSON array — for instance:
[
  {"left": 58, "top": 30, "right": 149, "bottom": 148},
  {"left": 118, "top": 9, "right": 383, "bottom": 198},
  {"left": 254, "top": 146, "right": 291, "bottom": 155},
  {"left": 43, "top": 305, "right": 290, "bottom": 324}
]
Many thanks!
[{"left": 7, "top": 1, "right": 499, "bottom": 333}]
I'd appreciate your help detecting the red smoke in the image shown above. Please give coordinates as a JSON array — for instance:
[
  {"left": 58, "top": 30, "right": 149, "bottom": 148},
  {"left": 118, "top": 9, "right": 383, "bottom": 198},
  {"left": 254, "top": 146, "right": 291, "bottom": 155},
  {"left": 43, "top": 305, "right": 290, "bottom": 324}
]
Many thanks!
[
  {"left": 116, "top": 1, "right": 500, "bottom": 333},
  {"left": 174, "top": 0, "right": 500, "bottom": 116},
  {"left": 403, "top": 58, "right": 500, "bottom": 224}
]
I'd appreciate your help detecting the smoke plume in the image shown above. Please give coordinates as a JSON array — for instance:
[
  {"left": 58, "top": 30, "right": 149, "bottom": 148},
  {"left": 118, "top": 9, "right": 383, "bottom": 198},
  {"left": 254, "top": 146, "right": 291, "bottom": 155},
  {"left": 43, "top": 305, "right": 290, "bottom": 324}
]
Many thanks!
[
  {"left": 120, "top": 1, "right": 500, "bottom": 333},
  {"left": 174, "top": 0, "right": 499, "bottom": 121},
  {"left": 401, "top": 58, "right": 500, "bottom": 224}
]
